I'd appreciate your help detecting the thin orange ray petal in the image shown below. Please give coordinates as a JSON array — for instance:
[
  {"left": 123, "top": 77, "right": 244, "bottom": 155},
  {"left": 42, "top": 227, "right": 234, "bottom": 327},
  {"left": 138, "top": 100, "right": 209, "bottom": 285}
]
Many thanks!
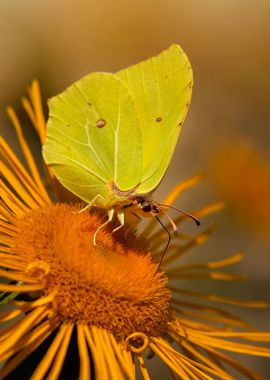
[
  {"left": 193, "top": 331, "right": 270, "bottom": 341},
  {"left": 168, "top": 367, "right": 181, "bottom": 380},
  {"left": 0, "top": 218, "right": 17, "bottom": 233},
  {"left": 0, "top": 202, "right": 18, "bottom": 224},
  {"left": 0, "top": 283, "right": 44, "bottom": 292},
  {"left": 0, "top": 179, "right": 32, "bottom": 214},
  {"left": 22, "top": 82, "right": 58, "bottom": 194},
  {"left": 84, "top": 326, "right": 109, "bottom": 379},
  {"left": 149, "top": 340, "right": 190, "bottom": 379},
  {"left": 6, "top": 107, "right": 50, "bottom": 203},
  {"left": 180, "top": 340, "right": 234, "bottom": 380},
  {"left": 152, "top": 338, "right": 228, "bottom": 380},
  {"left": 31, "top": 323, "right": 69, "bottom": 380},
  {"left": 150, "top": 203, "right": 223, "bottom": 246},
  {"left": 137, "top": 354, "right": 151, "bottom": 380},
  {"left": 168, "top": 300, "right": 254, "bottom": 332},
  {"left": 166, "top": 271, "right": 246, "bottom": 281},
  {"left": 172, "top": 252, "right": 244, "bottom": 272},
  {"left": 0, "top": 335, "right": 50, "bottom": 380},
  {"left": 21, "top": 97, "right": 37, "bottom": 133},
  {"left": 0, "top": 252, "right": 22, "bottom": 260},
  {"left": 97, "top": 328, "right": 126, "bottom": 379},
  {"left": 148, "top": 227, "right": 193, "bottom": 250},
  {"left": 0, "top": 260, "right": 24, "bottom": 271},
  {"left": 178, "top": 357, "right": 223, "bottom": 380},
  {"left": 188, "top": 334, "right": 270, "bottom": 357},
  {"left": 0, "top": 226, "right": 16, "bottom": 238},
  {"left": 0, "top": 234, "right": 16, "bottom": 246},
  {"left": 0, "top": 306, "right": 49, "bottom": 356},
  {"left": 173, "top": 359, "right": 206, "bottom": 380},
  {"left": 174, "top": 308, "right": 249, "bottom": 328},
  {"left": 0, "top": 225, "right": 15, "bottom": 240},
  {"left": 0, "top": 268, "right": 39, "bottom": 283},
  {"left": 170, "top": 287, "right": 268, "bottom": 308},
  {"left": 108, "top": 333, "right": 135, "bottom": 380},
  {"left": 171, "top": 317, "right": 228, "bottom": 334},
  {"left": 173, "top": 202, "right": 225, "bottom": 226},
  {"left": 47, "top": 324, "right": 74, "bottom": 380},
  {"left": 27, "top": 80, "right": 47, "bottom": 144},
  {"left": 91, "top": 326, "right": 114, "bottom": 379},
  {"left": 77, "top": 324, "right": 91, "bottom": 380},
  {"left": 0, "top": 317, "right": 58, "bottom": 362},
  {"left": 0, "top": 319, "right": 58, "bottom": 380},
  {"left": 0, "top": 307, "right": 26, "bottom": 324},
  {"left": 170, "top": 360, "right": 201, "bottom": 380},
  {"left": 196, "top": 344, "right": 265, "bottom": 380},
  {"left": 158, "top": 224, "right": 215, "bottom": 265},
  {"left": 12, "top": 293, "right": 54, "bottom": 309},
  {"left": 0, "top": 156, "right": 41, "bottom": 209},
  {"left": 163, "top": 174, "right": 205, "bottom": 206},
  {"left": 0, "top": 138, "right": 47, "bottom": 207},
  {"left": 0, "top": 246, "right": 12, "bottom": 253},
  {"left": 206, "top": 252, "right": 245, "bottom": 269}
]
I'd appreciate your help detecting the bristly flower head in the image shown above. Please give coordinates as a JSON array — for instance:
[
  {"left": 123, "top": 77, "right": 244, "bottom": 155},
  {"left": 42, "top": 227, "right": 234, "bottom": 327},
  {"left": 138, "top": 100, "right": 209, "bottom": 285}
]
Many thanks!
[{"left": 0, "top": 81, "right": 270, "bottom": 379}]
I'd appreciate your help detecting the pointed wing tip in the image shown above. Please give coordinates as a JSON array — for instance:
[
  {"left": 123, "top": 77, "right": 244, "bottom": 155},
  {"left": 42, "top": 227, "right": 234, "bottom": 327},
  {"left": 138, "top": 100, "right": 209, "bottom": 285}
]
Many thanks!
[
  {"left": 163, "top": 44, "right": 192, "bottom": 71},
  {"left": 167, "top": 43, "right": 186, "bottom": 55}
]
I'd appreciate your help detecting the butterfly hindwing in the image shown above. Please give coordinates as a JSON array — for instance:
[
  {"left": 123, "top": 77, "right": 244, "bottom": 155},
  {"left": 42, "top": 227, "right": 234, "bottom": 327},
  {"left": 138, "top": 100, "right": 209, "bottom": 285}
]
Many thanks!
[{"left": 43, "top": 72, "right": 143, "bottom": 205}]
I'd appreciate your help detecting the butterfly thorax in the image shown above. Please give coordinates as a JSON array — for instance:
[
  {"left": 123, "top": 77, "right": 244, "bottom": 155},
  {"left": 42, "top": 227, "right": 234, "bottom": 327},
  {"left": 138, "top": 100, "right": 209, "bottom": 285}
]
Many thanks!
[
  {"left": 91, "top": 191, "right": 133, "bottom": 209},
  {"left": 88, "top": 182, "right": 136, "bottom": 209},
  {"left": 112, "top": 182, "right": 160, "bottom": 216}
]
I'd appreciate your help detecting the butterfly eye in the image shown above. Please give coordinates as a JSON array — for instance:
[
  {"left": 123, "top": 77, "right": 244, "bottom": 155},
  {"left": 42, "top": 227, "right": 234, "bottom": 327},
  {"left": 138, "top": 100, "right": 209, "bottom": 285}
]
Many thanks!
[{"left": 142, "top": 204, "right": 152, "bottom": 212}]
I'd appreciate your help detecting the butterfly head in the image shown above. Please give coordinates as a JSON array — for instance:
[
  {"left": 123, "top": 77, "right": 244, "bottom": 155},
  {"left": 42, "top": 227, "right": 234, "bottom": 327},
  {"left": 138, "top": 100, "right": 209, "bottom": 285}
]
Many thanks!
[{"left": 136, "top": 197, "right": 161, "bottom": 216}]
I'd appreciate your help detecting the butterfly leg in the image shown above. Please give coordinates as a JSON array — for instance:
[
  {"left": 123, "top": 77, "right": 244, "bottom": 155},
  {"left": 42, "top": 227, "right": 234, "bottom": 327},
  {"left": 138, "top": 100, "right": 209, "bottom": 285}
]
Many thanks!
[
  {"left": 77, "top": 194, "right": 105, "bottom": 214},
  {"left": 163, "top": 212, "right": 178, "bottom": 235},
  {"left": 112, "top": 209, "right": 125, "bottom": 233},
  {"left": 93, "top": 208, "right": 115, "bottom": 246}
]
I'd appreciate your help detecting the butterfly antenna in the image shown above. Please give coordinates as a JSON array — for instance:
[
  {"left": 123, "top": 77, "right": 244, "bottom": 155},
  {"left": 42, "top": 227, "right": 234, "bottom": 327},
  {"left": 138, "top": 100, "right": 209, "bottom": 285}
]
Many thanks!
[
  {"left": 155, "top": 215, "right": 171, "bottom": 273},
  {"left": 158, "top": 203, "right": 200, "bottom": 226}
]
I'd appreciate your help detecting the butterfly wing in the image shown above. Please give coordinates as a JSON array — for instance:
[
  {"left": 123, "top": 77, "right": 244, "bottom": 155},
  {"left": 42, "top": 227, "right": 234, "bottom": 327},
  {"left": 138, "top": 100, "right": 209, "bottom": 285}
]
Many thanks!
[
  {"left": 43, "top": 72, "right": 143, "bottom": 206},
  {"left": 43, "top": 44, "right": 193, "bottom": 207},
  {"left": 116, "top": 44, "right": 193, "bottom": 194}
]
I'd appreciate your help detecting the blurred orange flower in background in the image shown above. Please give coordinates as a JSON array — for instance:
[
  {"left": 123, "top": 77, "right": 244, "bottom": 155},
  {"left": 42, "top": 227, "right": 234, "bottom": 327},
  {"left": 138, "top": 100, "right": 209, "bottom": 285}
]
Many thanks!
[{"left": 211, "top": 144, "right": 270, "bottom": 240}]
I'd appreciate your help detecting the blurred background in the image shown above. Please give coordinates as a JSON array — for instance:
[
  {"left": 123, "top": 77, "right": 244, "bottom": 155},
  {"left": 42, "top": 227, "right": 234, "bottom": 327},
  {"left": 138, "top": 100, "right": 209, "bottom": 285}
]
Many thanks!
[{"left": 0, "top": 0, "right": 269, "bottom": 378}]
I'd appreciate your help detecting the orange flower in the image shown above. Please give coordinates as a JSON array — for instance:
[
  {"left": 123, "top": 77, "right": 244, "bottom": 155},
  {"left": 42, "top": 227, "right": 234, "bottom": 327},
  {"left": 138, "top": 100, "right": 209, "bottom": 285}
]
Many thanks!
[
  {"left": 0, "top": 81, "right": 270, "bottom": 379},
  {"left": 211, "top": 144, "right": 270, "bottom": 238}
]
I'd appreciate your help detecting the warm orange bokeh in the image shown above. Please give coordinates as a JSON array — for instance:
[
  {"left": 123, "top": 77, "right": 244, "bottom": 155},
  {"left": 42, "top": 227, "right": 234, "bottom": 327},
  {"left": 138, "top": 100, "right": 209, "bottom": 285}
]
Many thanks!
[{"left": 211, "top": 144, "right": 270, "bottom": 239}]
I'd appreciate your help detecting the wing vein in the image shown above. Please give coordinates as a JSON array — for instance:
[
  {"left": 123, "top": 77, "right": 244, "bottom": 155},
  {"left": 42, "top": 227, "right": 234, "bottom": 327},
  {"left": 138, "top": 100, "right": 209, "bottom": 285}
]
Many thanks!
[
  {"left": 53, "top": 128, "right": 89, "bottom": 146},
  {"left": 85, "top": 119, "right": 108, "bottom": 173},
  {"left": 44, "top": 150, "right": 107, "bottom": 184},
  {"left": 113, "top": 99, "right": 121, "bottom": 182}
]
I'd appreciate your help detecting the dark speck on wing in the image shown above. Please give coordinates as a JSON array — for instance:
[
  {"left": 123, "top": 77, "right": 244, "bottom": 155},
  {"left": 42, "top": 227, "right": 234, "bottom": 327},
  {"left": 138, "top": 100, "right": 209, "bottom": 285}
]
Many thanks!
[{"left": 96, "top": 119, "right": 106, "bottom": 128}]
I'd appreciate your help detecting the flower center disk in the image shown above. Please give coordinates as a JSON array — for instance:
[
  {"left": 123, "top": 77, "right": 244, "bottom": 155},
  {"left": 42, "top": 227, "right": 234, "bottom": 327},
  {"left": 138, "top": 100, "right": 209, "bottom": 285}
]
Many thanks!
[{"left": 12, "top": 204, "right": 170, "bottom": 340}]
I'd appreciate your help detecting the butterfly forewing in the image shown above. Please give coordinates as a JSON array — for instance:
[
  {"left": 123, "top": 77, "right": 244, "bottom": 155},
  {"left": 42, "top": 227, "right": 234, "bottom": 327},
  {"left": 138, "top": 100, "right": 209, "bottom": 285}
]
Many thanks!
[{"left": 116, "top": 44, "right": 193, "bottom": 194}]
